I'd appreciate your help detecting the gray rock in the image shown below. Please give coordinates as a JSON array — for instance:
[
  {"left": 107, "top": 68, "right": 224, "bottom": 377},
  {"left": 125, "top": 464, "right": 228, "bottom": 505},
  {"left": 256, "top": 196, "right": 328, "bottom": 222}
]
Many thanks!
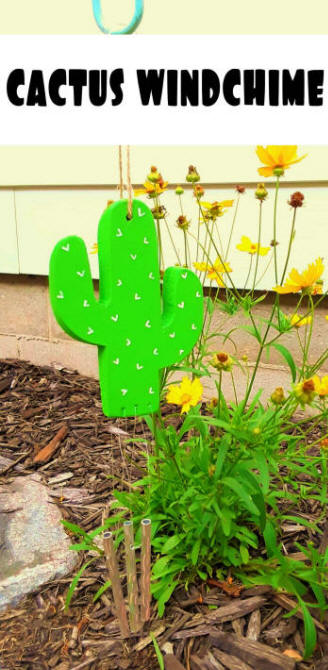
[{"left": 0, "top": 474, "right": 78, "bottom": 612}]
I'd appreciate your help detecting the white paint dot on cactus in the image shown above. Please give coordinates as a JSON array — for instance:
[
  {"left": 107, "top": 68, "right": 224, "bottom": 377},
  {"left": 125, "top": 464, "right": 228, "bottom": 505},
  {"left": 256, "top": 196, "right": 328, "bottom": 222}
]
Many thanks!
[
  {"left": 149, "top": 387, "right": 155, "bottom": 395},
  {"left": 111, "top": 314, "right": 119, "bottom": 322},
  {"left": 77, "top": 270, "right": 85, "bottom": 277},
  {"left": 153, "top": 348, "right": 159, "bottom": 356},
  {"left": 145, "top": 320, "right": 151, "bottom": 328},
  {"left": 130, "top": 254, "right": 137, "bottom": 261},
  {"left": 148, "top": 272, "right": 155, "bottom": 280},
  {"left": 87, "top": 327, "right": 94, "bottom": 335},
  {"left": 121, "top": 389, "right": 128, "bottom": 396},
  {"left": 181, "top": 272, "right": 188, "bottom": 279},
  {"left": 179, "top": 349, "right": 184, "bottom": 355},
  {"left": 144, "top": 237, "right": 149, "bottom": 245},
  {"left": 116, "top": 229, "right": 123, "bottom": 237},
  {"left": 192, "top": 324, "right": 197, "bottom": 330},
  {"left": 178, "top": 302, "right": 185, "bottom": 309},
  {"left": 57, "top": 291, "right": 64, "bottom": 299},
  {"left": 138, "top": 208, "right": 146, "bottom": 218},
  {"left": 61, "top": 244, "right": 70, "bottom": 252},
  {"left": 83, "top": 300, "right": 90, "bottom": 308},
  {"left": 126, "top": 338, "right": 131, "bottom": 347},
  {"left": 169, "top": 332, "right": 176, "bottom": 339},
  {"left": 113, "top": 358, "right": 120, "bottom": 365},
  {"left": 136, "top": 363, "right": 143, "bottom": 370},
  {"left": 196, "top": 291, "right": 202, "bottom": 298},
  {"left": 135, "top": 293, "right": 141, "bottom": 301},
  {"left": 117, "top": 279, "right": 123, "bottom": 287}
]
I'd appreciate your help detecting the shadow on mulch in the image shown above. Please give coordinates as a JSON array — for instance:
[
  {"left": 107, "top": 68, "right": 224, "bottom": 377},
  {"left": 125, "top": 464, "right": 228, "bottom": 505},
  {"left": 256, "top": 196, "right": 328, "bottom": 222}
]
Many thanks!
[{"left": 0, "top": 359, "right": 328, "bottom": 670}]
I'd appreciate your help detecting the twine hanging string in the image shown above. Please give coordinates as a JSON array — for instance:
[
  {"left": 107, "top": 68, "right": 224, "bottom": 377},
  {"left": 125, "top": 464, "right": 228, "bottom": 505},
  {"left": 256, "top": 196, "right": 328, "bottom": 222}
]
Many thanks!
[{"left": 117, "top": 145, "right": 133, "bottom": 219}]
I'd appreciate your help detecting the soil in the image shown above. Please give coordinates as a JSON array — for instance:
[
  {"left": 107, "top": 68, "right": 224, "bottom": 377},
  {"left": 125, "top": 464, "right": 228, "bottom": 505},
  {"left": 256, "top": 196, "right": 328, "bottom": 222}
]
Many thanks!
[{"left": 0, "top": 359, "right": 328, "bottom": 670}]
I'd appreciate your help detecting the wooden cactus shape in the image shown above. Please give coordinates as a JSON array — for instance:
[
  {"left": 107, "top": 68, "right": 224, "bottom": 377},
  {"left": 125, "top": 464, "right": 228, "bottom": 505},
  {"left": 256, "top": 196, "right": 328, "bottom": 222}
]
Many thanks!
[{"left": 49, "top": 199, "right": 203, "bottom": 417}]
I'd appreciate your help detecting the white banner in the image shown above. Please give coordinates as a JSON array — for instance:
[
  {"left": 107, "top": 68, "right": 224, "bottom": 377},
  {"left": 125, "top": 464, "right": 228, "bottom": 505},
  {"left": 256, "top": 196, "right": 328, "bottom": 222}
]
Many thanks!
[{"left": 0, "top": 35, "right": 327, "bottom": 144}]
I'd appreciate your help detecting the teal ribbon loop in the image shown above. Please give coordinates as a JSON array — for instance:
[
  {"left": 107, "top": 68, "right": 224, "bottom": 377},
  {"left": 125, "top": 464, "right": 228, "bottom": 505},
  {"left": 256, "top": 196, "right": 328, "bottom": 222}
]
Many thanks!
[{"left": 92, "top": 0, "right": 144, "bottom": 34}]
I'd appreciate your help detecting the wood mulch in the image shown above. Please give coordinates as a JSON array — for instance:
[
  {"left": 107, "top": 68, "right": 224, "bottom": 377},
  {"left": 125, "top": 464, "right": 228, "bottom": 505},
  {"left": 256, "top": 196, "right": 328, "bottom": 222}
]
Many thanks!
[{"left": 1, "top": 359, "right": 328, "bottom": 670}]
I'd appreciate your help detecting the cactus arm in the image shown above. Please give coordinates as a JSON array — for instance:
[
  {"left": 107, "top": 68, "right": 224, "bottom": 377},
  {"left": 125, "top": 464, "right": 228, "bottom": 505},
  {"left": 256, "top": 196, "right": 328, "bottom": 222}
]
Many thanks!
[
  {"left": 49, "top": 235, "right": 109, "bottom": 346},
  {"left": 159, "top": 267, "right": 204, "bottom": 368}
]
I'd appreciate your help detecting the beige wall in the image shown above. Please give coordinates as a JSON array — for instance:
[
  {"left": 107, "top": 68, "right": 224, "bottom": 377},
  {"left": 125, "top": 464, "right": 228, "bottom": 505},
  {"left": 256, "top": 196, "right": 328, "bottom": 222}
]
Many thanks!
[{"left": 1, "top": 0, "right": 328, "bottom": 34}]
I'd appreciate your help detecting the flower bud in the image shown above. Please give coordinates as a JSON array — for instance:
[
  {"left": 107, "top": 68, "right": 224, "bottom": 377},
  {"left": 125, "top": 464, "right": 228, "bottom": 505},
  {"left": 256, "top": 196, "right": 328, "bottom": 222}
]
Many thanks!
[
  {"left": 147, "top": 166, "right": 161, "bottom": 183},
  {"left": 186, "top": 165, "right": 200, "bottom": 183},
  {"left": 236, "top": 185, "right": 246, "bottom": 194},
  {"left": 176, "top": 215, "right": 190, "bottom": 231},
  {"left": 273, "top": 167, "right": 285, "bottom": 177},
  {"left": 288, "top": 191, "right": 304, "bottom": 208},
  {"left": 207, "top": 397, "right": 218, "bottom": 412},
  {"left": 175, "top": 185, "right": 184, "bottom": 195},
  {"left": 271, "top": 387, "right": 285, "bottom": 405},
  {"left": 255, "top": 183, "right": 268, "bottom": 201},
  {"left": 241, "top": 354, "right": 248, "bottom": 362},
  {"left": 193, "top": 184, "right": 205, "bottom": 199},
  {"left": 253, "top": 427, "right": 261, "bottom": 435},
  {"left": 152, "top": 205, "right": 166, "bottom": 220},
  {"left": 211, "top": 351, "right": 234, "bottom": 372}
]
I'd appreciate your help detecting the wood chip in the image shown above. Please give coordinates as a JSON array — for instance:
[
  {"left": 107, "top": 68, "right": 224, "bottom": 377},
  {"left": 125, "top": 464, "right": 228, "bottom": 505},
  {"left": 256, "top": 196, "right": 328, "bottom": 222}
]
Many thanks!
[
  {"left": 246, "top": 609, "right": 261, "bottom": 641},
  {"left": 211, "top": 648, "right": 254, "bottom": 670},
  {"left": 48, "top": 471, "right": 74, "bottom": 485},
  {"left": 33, "top": 423, "right": 68, "bottom": 464},
  {"left": 133, "top": 625, "right": 166, "bottom": 651},
  {"left": 210, "top": 631, "right": 297, "bottom": 670},
  {"left": 164, "top": 655, "right": 186, "bottom": 670}
]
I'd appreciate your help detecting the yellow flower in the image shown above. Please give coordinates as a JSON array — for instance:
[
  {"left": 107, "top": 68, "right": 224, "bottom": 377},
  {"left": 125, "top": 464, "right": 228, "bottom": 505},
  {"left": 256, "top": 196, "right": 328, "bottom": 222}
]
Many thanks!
[
  {"left": 166, "top": 377, "right": 203, "bottom": 414},
  {"left": 236, "top": 236, "right": 270, "bottom": 256},
  {"left": 211, "top": 351, "right": 234, "bottom": 372},
  {"left": 90, "top": 243, "right": 98, "bottom": 255},
  {"left": 274, "top": 258, "right": 324, "bottom": 295},
  {"left": 320, "top": 438, "right": 328, "bottom": 451},
  {"left": 134, "top": 180, "right": 168, "bottom": 198},
  {"left": 200, "top": 200, "right": 234, "bottom": 222},
  {"left": 194, "top": 258, "right": 232, "bottom": 286},
  {"left": 256, "top": 146, "right": 307, "bottom": 177},
  {"left": 313, "top": 376, "right": 328, "bottom": 397},
  {"left": 294, "top": 378, "right": 317, "bottom": 406},
  {"left": 290, "top": 313, "right": 312, "bottom": 328}
]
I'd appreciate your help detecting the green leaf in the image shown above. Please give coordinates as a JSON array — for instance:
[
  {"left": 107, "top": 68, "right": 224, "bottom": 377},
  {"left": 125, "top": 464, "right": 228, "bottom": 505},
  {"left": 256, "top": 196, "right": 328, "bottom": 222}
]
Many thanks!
[
  {"left": 150, "top": 633, "right": 164, "bottom": 670},
  {"left": 299, "top": 599, "right": 317, "bottom": 660},
  {"left": 93, "top": 580, "right": 112, "bottom": 602},
  {"left": 268, "top": 343, "right": 297, "bottom": 382},
  {"left": 263, "top": 519, "right": 279, "bottom": 558},
  {"left": 61, "top": 520, "right": 93, "bottom": 542},
  {"left": 65, "top": 558, "right": 96, "bottom": 610},
  {"left": 222, "top": 477, "right": 260, "bottom": 516},
  {"left": 161, "top": 535, "right": 183, "bottom": 554},
  {"left": 191, "top": 538, "right": 201, "bottom": 566},
  {"left": 157, "top": 580, "right": 179, "bottom": 617}
]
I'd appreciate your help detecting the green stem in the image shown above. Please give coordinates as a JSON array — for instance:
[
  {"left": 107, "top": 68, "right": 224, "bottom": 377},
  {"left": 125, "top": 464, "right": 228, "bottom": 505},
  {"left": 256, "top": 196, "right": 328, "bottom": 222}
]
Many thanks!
[
  {"left": 273, "top": 176, "right": 280, "bottom": 284},
  {"left": 163, "top": 216, "right": 182, "bottom": 265},
  {"left": 252, "top": 201, "right": 263, "bottom": 294},
  {"left": 225, "top": 193, "right": 240, "bottom": 262},
  {"left": 280, "top": 208, "right": 297, "bottom": 286}
]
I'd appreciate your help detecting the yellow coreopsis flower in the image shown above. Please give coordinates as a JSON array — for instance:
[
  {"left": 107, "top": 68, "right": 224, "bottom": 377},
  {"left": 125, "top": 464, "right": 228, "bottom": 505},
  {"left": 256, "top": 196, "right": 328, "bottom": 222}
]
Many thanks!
[
  {"left": 274, "top": 258, "right": 324, "bottom": 295},
  {"left": 134, "top": 180, "right": 168, "bottom": 198},
  {"left": 90, "top": 243, "right": 98, "bottom": 255},
  {"left": 313, "top": 376, "right": 328, "bottom": 397},
  {"left": 200, "top": 200, "right": 234, "bottom": 222},
  {"left": 294, "top": 378, "right": 317, "bottom": 406},
  {"left": 194, "top": 258, "right": 232, "bottom": 286},
  {"left": 166, "top": 377, "right": 203, "bottom": 414},
  {"left": 256, "top": 146, "right": 307, "bottom": 177},
  {"left": 236, "top": 236, "right": 270, "bottom": 256},
  {"left": 290, "top": 313, "right": 313, "bottom": 328}
]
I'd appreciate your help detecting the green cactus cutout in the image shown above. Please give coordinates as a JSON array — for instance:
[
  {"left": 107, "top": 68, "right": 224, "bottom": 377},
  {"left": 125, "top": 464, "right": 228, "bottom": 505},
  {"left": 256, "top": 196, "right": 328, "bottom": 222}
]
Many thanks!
[{"left": 49, "top": 199, "right": 204, "bottom": 417}]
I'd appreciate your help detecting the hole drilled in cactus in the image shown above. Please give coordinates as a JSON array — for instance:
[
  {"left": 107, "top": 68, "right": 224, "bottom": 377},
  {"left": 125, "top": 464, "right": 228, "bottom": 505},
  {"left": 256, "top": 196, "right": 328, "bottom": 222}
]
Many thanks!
[{"left": 126, "top": 214, "right": 133, "bottom": 221}]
